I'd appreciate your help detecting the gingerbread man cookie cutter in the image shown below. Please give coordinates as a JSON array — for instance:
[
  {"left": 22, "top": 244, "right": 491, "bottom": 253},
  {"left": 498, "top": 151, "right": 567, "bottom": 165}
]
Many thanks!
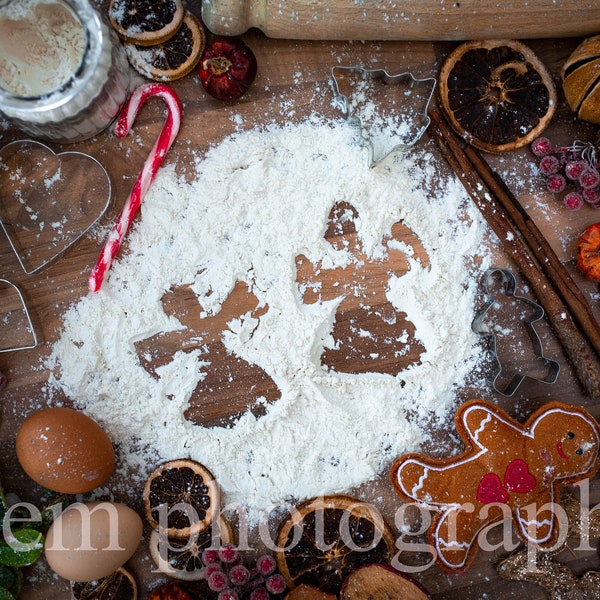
[
  {"left": 471, "top": 268, "right": 560, "bottom": 396},
  {"left": 330, "top": 66, "right": 436, "bottom": 167}
]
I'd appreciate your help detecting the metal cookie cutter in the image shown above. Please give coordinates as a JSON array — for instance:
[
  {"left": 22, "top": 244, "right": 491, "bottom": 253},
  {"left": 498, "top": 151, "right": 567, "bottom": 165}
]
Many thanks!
[
  {"left": 330, "top": 65, "right": 436, "bottom": 167},
  {"left": 0, "top": 139, "right": 112, "bottom": 274},
  {"left": 471, "top": 268, "right": 560, "bottom": 396},
  {"left": 0, "top": 279, "right": 39, "bottom": 353}
]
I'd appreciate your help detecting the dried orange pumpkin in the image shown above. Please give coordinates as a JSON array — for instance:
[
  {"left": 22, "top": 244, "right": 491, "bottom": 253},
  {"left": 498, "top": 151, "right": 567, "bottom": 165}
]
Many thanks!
[
  {"left": 577, "top": 223, "right": 600, "bottom": 281},
  {"left": 562, "top": 35, "right": 600, "bottom": 125},
  {"left": 439, "top": 40, "right": 556, "bottom": 153}
]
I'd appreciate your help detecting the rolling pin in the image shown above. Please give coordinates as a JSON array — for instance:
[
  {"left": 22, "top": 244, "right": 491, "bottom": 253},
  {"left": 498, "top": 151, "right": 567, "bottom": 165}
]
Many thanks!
[{"left": 201, "top": 0, "right": 600, "bottom": 40}]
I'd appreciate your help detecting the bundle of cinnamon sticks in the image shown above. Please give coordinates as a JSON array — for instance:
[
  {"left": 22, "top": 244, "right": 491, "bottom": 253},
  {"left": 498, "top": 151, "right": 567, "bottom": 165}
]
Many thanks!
[{"left": 428, "top": 109, "right": 600, "bottom": 400}]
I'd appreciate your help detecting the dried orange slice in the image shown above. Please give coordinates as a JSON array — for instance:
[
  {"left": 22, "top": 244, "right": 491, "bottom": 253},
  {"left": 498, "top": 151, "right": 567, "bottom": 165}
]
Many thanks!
[
  {"left": 144, "top": 458, "right": 219, "bottom": 539},
  {"left": 149, "top": 515, "right": 232, "bottom": 581},
  {"left": 562, "top": 35, "right": 600, "bottom": 124},
  {"left": 577, "top": 222, "right": 600, "bottom": 281},
  {"left": 340, "top": 563, "right": 431, "bottom": 599},
  {"left": 439, "top": 40, "right": 557, "bottom": 153},
  {"left": 275, "top": 495, "right": 395, "bottom": 595},
  {"left": 125, "top": 12, "right": 206, "bottom": 82},
  {"left": 71, "top": 567, "right": 137, "bottom": 599},
  {"left": 109, "top": 0, "right": 184, "bottom": 46}
]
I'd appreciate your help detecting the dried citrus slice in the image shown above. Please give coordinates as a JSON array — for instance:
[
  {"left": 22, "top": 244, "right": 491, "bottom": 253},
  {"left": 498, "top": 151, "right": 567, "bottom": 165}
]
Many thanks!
[
  {"left": 149, "top": 515, "right": 232, "bottom": 581},
  {"left": 125, "top": 12, "right": 206, "bottom": 82},
  {"left": 439, "top": 40, "right": 557, "bottom": 153},
  {"left": 562, "top": 35, "right": 600, "bottom": 124},
  {"left": 144, "top": 458, "right": 219, "bottom": 539},
  {"left": 340, "top": 563, "right": 431, "bottom": 600},
  {"left": 577, "top": 222, "right": 600, "bottom": 281},
  {"left": 274, "top": 495, "right": 395, "bottom": 595},
  {"left": 71, "top": 567, "right": 137, "bottom": 600},
  {"left": 109, "top": 0, "right": 184, "bottom": 46}
]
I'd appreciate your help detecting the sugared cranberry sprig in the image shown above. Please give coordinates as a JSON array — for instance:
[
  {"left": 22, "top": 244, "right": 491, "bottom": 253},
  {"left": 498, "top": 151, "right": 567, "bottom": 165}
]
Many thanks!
[
  {"left": 531, "top": 136, "right": 600, "bottom": 210},
  {"left": 202, "top": 544, "right": 287, "bottom": 599}
]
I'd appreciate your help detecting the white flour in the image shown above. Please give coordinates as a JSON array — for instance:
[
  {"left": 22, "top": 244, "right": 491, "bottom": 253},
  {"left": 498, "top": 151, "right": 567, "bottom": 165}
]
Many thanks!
[{"left": 47, "top": 117, "right": 492, "bottom": 518}]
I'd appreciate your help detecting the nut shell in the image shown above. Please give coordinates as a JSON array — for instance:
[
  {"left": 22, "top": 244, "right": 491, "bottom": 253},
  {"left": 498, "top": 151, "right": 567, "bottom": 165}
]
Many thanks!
[{"left": 562, "top": 35, "right": 600, "bottom": 124}]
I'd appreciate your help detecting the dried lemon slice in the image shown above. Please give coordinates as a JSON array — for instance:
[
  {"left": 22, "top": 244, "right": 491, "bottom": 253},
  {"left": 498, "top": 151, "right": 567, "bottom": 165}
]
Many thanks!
[
  {"left": 144, "top": 458, "right": 219, "bottom": 539},
  {"left": 109, "top": 0, "right": 184, "bottom": 46},
  {"left": 71, "top": 567, "right": 137, "bottom": 600},
  {"left": 439, "top": 40, "right": 556, "bottom": 153},
  {"left": 274, "top": 495, "right": 395, "bottom": 595},
  {"left": 149, "top": 515, "right": 232, "bottom": 581},
  {"left": 125, "top": 12, "right": 206, "bottom": 82}
]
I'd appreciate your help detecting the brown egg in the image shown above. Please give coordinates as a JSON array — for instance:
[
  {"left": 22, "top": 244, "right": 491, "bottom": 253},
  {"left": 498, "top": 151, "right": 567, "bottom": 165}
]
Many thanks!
[
  {"left": 45, "top": 501, "right": 142, "bottom": 581},
  {"left": 16, "top": 407, "right": 115, "bottom": 494}
]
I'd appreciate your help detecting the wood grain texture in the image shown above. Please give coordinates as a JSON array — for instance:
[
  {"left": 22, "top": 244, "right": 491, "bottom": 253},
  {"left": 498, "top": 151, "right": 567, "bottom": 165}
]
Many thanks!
[
  {"left": 0, "top": 16, "right": 598, "bottom": 600},
  {"left": 201, "top": 0, "right": 600, "bottom": 40}
]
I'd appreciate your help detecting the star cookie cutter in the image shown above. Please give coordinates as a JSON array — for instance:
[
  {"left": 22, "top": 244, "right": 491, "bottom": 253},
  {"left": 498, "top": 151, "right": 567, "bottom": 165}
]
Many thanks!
[
  {"left": 0, "top": 139, "right": 112, "bottom": 274},
  {"left": 330, "top": 65, "right": 436, "bottom": 167},
  {"left": 0, "top": 279, "right": 39, "bottom": 353},
  {"left": 471, "top": 268, "right": 560, "bottom": 396}
]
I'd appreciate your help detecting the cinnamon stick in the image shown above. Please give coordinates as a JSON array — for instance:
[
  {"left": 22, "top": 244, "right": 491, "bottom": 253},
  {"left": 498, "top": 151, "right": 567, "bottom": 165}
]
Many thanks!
[{"left": 428, "top": 109, "right": 600, "bottom": 400}]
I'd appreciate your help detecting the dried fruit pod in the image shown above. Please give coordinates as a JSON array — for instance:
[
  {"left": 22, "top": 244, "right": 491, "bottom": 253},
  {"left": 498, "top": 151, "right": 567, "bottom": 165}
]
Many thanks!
[{"left": 562, "top": 35, "right": 600, "bottom": 124}]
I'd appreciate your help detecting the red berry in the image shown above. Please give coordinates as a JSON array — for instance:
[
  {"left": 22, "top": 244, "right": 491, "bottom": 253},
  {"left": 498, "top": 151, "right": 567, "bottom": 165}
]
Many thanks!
[
  {"left": 583, "top": 188, "right": 600, "bottom": 204},
  {"left": 198, "top": 37, "right": 257, "bottom": 101},
  {"left": 565, "top": 160, "right": 586, "bottom": 180},
  {"left": 229, "top": 564, "right": 251, "bottom": 586},
  {"left": 539, "top": 155, "right": 560, "bottom": 175},
  {"left": 208, "top": 570, "right": 229, "bottom": 592},
  {"left": 205, "top": 564, "right": 224, "bottom": 577},
  {"left": 218, "top": 591, "right": 239, "bottom": 600},
  {"left": 249, "top": 588, "right": 269, "bottom": 600},
  {"left": 531, "top": 137, "right": 552, "bottom": 156},
  {"left": 265, "top": 574, "right": 287, "bottom": 594},
  {"left": 580, "top": 167, "right": 600, "bottom": 190},
  {"left": 563, "top": 191, "right": 584, "bottom": 210},
  {"left": 218, "top": 543, "right": 240, "bottom": 564},
  {"left": 255, "top": 554, "right": 276, "bottom": 576},
  {"left": 202, "top": 548, "right": 221, "bottom": 565},
  {"left": 546, "top": 174, "right": 566, "bottom": 193}
]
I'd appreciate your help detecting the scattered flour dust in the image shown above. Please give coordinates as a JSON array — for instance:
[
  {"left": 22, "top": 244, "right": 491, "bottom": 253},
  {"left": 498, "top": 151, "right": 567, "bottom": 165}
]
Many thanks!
[{"left": 46, "top": 116, "right": 492, "bottom": 519}]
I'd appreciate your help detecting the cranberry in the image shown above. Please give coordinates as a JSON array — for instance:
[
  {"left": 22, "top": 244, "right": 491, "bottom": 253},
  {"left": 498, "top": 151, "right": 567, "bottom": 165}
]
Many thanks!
[{"left": 199, "top": 37, "right": 257, "bottom": 101}]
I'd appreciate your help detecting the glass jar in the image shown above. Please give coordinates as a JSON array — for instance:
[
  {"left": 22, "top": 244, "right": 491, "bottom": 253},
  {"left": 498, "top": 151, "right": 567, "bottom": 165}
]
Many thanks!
[{"left": 0, "top": 0, "right": 131, "bottom": 143}]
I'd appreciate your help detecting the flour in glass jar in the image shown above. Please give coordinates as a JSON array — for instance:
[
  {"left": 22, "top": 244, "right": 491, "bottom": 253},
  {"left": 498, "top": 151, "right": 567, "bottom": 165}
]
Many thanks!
[{"left": 46, "top": 116, "right": 493, "bottom": 520}]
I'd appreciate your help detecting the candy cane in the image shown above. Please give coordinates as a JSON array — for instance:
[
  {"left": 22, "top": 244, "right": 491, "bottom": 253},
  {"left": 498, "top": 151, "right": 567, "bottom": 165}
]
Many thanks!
[{"left": 88, "top": 83, "right": 182, "bottom": 292}]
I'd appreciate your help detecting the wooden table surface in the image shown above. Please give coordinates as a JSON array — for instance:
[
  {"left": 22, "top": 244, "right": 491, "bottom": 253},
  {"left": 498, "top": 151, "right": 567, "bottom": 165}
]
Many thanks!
[{"left": 1, "top": 4, "right": 600, "bottom": 598}]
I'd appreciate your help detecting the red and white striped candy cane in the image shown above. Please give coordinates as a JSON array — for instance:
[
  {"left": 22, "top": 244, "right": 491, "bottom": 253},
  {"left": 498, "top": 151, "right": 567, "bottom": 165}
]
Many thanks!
[{"left": 88, "top": 83, "right": 182, "bottom": 292}]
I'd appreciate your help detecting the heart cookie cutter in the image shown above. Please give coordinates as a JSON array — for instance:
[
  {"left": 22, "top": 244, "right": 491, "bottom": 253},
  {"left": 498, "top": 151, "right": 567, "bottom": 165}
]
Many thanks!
[
  {"left": 471, "top": 268, "right": 560, "bottom": 396},
  {"left": 330, "top": 65, "right": 436, "bottom": 167},
  {"left": 0, "top": 139, "right": 112, "bottom": 274},
  {"left": 0, "top": 279, "right": 38, "bottom": 352}
]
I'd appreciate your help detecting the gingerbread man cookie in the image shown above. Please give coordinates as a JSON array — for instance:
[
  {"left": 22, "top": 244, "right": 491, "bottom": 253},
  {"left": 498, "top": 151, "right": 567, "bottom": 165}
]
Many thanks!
[{"left": 390, "top": 400, "right": 600, "bottom": 572}]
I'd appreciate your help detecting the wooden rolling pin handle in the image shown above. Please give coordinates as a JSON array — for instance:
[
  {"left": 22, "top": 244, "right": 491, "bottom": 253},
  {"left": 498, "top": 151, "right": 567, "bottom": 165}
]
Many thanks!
[{"left": 201, "top": 0, "right": 600, "bottom": 41}]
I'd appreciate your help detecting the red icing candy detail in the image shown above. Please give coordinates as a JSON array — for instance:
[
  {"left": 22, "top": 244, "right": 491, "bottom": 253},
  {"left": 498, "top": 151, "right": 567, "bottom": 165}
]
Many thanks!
[
  {"left": 557, "top": 441, "right": 567, "bottom": 459},
  {"left": 504, "top": 459, "right": 536, "bottom": 493},
  {"left": 477, "top": 473, "right": 509, "bottom": 504}
]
